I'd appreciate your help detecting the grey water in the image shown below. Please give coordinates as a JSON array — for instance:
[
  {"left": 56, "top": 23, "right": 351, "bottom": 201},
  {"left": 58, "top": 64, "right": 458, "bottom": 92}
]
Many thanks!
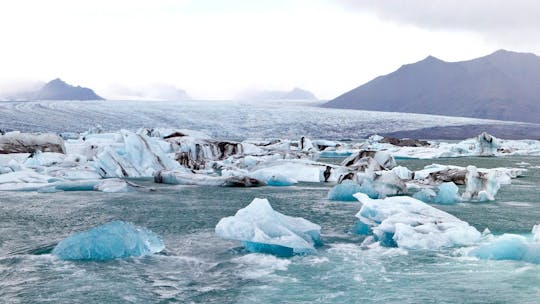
[{"left": 2, "top": 156, "right": 540, "bottom": 303}]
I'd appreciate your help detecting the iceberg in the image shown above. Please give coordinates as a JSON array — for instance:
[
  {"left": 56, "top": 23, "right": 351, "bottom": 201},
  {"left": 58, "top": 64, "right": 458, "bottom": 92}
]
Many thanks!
[
  {"left": 341, "top": 150, "right": 396, "bottom": 171},
  {"left": 249, "top": 170, "right": 297, "bottom": 186},
  {"left": 94, "top": 130, "right": 182, "bottom": 178},
  {"left": 434, "top": 182, "right": 461, "bottom": 204},
  {"left": 0, "top": 131, "right": 65, "bottom": 154},
  {"left": 52, "top": 221, "right": 165, "bottom": 261},
  {"left": 412, "top": 188, "right": 437, "bottom": 203},
  {"left": 250, "top": 160, "right": 336, "bottom": 183},
  {"left": 215, "top": 198, "right": 322, "bottom": 257},
  {"left": 462, "top": 166, "right": 500, "bottom": 202},
  {"left": 354, "top": 193, "right": 481, "bottom": 249},
  {"left": 155, "top": 170, "right": 263, "bottom": 187},
  {"left": 327, "top": 180, "right": 363, "bottom": 201},
  {"left": 471, "top": 226, "right": 540, "bottom": 264},
  {"left": 351, "top": 171, "right": 407, "bottom": 199}
]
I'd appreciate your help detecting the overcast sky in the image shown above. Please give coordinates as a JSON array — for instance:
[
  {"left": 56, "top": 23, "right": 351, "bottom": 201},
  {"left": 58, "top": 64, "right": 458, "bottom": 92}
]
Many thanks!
[{"left": 0, "top": 0, "right": 538, "bottom": 100}]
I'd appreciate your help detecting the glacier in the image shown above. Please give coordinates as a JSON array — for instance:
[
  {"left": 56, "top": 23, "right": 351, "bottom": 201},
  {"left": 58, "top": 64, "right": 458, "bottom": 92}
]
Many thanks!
[
  {"left": 52, "top": 221, "right": 165, "bottom": 261},
  {"left": 215, "top": 198, "right": 322, "bottom": 257}
]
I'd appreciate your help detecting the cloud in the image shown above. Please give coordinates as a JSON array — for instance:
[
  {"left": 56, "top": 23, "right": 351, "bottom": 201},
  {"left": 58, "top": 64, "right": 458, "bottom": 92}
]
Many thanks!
[
  {"left": 104, "top": 83, "right": 190, "bottom": 101},
  {"left": 337, "top": 0, "right": 540, "bottom": 44}
]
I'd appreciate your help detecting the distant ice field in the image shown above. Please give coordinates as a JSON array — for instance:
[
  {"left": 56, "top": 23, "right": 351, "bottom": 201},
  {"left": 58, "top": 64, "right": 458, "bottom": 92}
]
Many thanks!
[{"left": 0, "top": 100, "right": 518, "bottom": 139}]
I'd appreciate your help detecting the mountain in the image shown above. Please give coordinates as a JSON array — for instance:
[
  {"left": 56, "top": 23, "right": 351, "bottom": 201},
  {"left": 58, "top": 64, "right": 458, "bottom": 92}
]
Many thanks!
[
  {"left": 33, "top": 78, "right": 104, "bottom": 101},
  {"left": 323, "top": 50, "right": 540, "bottom": 123},
  {"left": 240, "top": 87, "right": 317, "bottom": 101}
]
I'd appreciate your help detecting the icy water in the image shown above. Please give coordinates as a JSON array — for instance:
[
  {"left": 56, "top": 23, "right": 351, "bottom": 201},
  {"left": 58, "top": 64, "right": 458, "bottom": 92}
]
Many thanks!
[
  {"left": 1, "top": 156, "right": 540, "bottom": 303},
  {"left": 0, "top": 100, "right": 513, "bottom": 139}
]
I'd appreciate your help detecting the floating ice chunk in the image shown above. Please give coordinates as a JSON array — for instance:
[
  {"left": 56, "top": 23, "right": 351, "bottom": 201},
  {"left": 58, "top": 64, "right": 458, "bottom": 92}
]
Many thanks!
[
  {"left": 215, "top": 198, "right": 322, "bottom": 256},
  {"left": 413, "top": 188, "right": 436, "bottom": 203},
  {"left": 51, "top": 180, "right": 99, "bottom": 192},
  {"left": 250, "top": 160, "right": 334, "bottom": 183},
  {"left": 24, "top": 151, "right": 66, "bottom": 167},
  {"left": 300, "top": 137, "right": 315, "bottom": 151},
  {"left": 0, "top": 131, "right": 65, "bottom": 154},
  {"left": 94, "top": 130, "right": 182, "bottom": 178},
  {"left": 533, "top": 224, "right": 540, "bottom": 242},
  {"left": 155, "top": 170, "right": 264, "bottom": 187},
  {"left": 327, "top": 180, "right": 363, "bottom": 201},
  {"left": 462, "top": 166, "right": 500, "bottom": 202},
  {"left": 319, "top": 150, "right": 353, "bottom": 158},
  {"left": 471, "top": 227, "right": 540, "bottom": 264},
  {"left": 434, "top": 182, "right": 461, "bottom": 204},
  {"left": 342, "top": 150, "right": 396, "bottom": 171},
  {"left": 354, "top": 193, "right": 481, "bottom": 249},
  {"left": 391, "top": 166, "right": 413, "bottom": 180},
  {"left": 358, "top": 171, "right": 407, "bottom": 199},
  {"left": 0, "top": 170, "right": 53, "bottom": 185},
  {"left": 94, "top": 179, "right": 149, "bottom": 193},
  {"left": 249, "top": 171, "right": 297, "bottom": 186},
  {"left": 52, "top": 221, "right": 164, "bottom": 261}
]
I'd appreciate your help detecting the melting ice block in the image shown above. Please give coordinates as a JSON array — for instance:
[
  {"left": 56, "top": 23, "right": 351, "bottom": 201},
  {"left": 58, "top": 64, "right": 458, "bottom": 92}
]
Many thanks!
[
  {"left": 52, "top": 221, "right": 164, "bottom": 261},
  {"left": 434, "top": 182, "right": 461, "bottom": 204},
  {"left": 462, "top": 166, "right": 500, "bottom": 202},
  {"left": 354, "top": 193, "right": 481, "bottom": 249},
  {"left": 215, "top": 198, "right": 322, "bottom": 256},
  {"left": 327, "top": 180, "right": 363, "bottom": 201},
  {"left": 471, "top": 225, "right": 540, "bottom": 264}
]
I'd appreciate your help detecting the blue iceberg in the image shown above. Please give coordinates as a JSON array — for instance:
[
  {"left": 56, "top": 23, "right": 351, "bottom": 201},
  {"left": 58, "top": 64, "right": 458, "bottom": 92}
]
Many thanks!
[
  {"left": 434, "top": 182, "right": 461, "bottom": 204},
  {"left": 215, "top": 198, "right": 322, "bottom": 257},
  {"left": 327, "top": 180, "right": 363, "bottom": 201},
  {"left": 471, "top": 225, "right": 540, "bottom": 264},
  {"left": 52, "top": 221, "right": 165, "bottom": 261}
]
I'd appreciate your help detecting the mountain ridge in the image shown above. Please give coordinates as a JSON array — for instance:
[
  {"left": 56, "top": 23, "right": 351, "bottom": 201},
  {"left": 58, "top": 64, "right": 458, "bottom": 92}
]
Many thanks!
[{"left": 323, "top": 50, "right": 540, "bottom": 123}]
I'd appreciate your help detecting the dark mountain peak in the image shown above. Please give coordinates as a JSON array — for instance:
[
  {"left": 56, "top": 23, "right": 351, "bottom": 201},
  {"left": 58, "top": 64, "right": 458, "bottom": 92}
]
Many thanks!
[
  {"left": 323, "top": 49, "right": 540, "bottom": 123},
  {"left": 478, "top": 49, "right": 539, "bottom": 62},
  {"left": 422, "top": 55, "right": 443, "bottom": 63},
  {"left": 34, "top": 79, "right": 104, "bottom": 101}
]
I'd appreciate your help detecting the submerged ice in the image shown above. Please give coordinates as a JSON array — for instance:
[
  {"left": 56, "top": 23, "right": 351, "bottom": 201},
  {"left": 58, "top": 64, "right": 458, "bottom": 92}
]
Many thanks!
[
  {"left": 470, "top": 225, "right": 540, "bottom": 264},
  {"left": 52, "top": 221, "right": 164, "bottom": 261},
  {"left": 215, "top": 198, "right": 322, "bottom": 257}
]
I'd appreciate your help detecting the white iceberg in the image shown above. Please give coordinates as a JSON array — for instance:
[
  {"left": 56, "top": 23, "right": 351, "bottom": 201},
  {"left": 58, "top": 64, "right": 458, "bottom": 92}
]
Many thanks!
[
  {"left": 462, "top": 166, "right": 500, "bottom": 202},
  {"left": 52, "top": 221, "right": 165, "bottom": 261},
  {"left": 354, "top": 193, "right": 481, "bottom": 250},
  {"left": 94, "top": 130, "right": 182, "bottom": 178},
  {"left": 155, "top": 170, "right": 264, "bottom": 187},
  {"left": 215, "top": 198, "right": 322, "bottom": 256}
]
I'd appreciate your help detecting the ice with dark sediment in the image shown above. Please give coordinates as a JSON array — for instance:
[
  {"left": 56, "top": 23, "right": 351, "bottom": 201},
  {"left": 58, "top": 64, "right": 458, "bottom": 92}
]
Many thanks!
[{"left": 0, "top": 129, "right": 529, "bottom": 199}]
